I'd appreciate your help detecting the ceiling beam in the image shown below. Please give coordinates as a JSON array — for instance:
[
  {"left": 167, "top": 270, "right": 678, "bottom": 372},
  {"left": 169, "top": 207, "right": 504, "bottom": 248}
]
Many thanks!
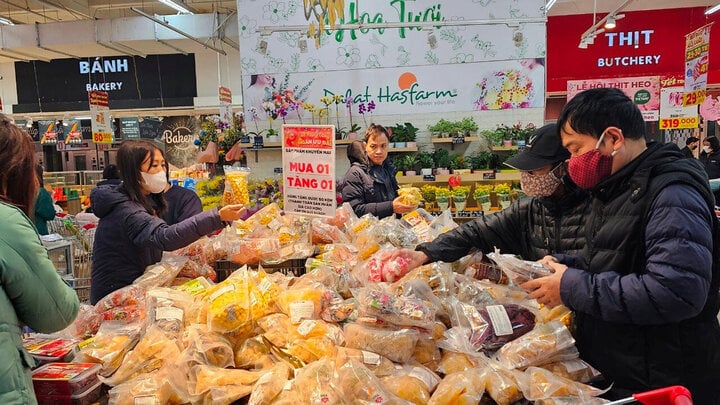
[
  {"left": 29, "top": 0, "right": 92, "bottom": 20},
  {"left": 0, "top": 0, "right": 58, "bottom": 22},
  {"left": 130, "top": 7, "right": 226, "bottom": 55}
]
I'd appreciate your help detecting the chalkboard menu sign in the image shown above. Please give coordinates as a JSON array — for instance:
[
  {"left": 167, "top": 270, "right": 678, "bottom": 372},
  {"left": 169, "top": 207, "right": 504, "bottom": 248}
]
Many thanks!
[
  {"left": 139, "top": 117, "right": 163, "bottom": 140},
  {"left": 120, "top": 117, "right": 141, "bottom": 139},
  {"left": 13, "top": 54, "right": 197, "bottom": 113}
]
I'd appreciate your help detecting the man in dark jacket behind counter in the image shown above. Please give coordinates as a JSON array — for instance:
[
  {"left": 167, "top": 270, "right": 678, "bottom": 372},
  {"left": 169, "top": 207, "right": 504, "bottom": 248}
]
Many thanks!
[
  {"left": 341, "top": 124, "right": 415, "bottom": 218},
  {"left": 392, "top": 123, "right": 592, "bottom": 268},
  {"left": 523, "top": 88, "right": 720, "bottom": 402}
]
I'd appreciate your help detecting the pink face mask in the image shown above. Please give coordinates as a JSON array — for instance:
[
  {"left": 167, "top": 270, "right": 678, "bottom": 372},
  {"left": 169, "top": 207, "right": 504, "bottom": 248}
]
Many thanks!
[{"left": 567, "top": 130, "right": 617, "bottom": 189}]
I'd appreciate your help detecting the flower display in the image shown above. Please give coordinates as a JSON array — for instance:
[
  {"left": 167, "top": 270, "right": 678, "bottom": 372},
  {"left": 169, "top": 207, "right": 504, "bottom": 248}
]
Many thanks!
[{"left": 474, "top": 69, "right": 533, "bottom": 110}]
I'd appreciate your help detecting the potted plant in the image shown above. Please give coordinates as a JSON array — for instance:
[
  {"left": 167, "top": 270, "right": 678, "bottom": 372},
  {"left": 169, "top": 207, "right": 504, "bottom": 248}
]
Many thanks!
[
  {"left": 420, "top": 184, "right": 437, "bottom": 210},
  {"left": 458, "top": 117, "right": 479, "bottom": 137},
  {"left": 433, "top": 148, "right": 452, "bottom": 174},
  {"left": 347, "top": 123, "right": 362, "bottom": 140},
  {"left": 435, "top": 186, "right": 451, "bottom": 211},
  {"left": 473, "top": 184, "right": 493, "bottom": 212},
  {"left": 266, "top": 128, "right": 280, "bottom": 143},
  {"left": 389, "top": 126, "right": 405, "bottom": 148},
  {"left": 398, "top": 122, "right": 419, "bottom": 147},
  {"left": 451, "top": 185, "right": 470, "bottom": 212},
  {"left": 450, "top": 154, "right": 471, "bottom": 174},
  {"left": 401, "top": 154, "right": 418, "bottom": 176},
  {"left": 417, "top": 151, "right": 435, "bottom": 176},
  {"left": 427, "top": 119, "right": 455, "bottom": 138},
  {"left": 468, "top": 151, "right": 492, "bottom": 172},
  {"left": 494, "top": 183, "right": 512, "bottom": 209},
  {"left": 481, "top": 128, "right": 504, "bottom": 147},
  {"left": 391, "top": 155, "right": 407, "bottom": 175}
]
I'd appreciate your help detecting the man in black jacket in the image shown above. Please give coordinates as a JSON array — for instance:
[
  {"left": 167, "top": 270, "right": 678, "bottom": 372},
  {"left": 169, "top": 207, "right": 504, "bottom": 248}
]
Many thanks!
[{"left": 392, "top": 123, "right": 592, "bottom": 268}]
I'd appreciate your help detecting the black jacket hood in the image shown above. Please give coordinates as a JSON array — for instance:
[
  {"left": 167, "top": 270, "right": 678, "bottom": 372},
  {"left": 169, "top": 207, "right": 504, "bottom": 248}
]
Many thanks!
[
  {"left": 347, "top": 140, "right": 369, "bottom": 169},
  {"left": 90, "top": 185, "right": 131, "bottom": 218}
]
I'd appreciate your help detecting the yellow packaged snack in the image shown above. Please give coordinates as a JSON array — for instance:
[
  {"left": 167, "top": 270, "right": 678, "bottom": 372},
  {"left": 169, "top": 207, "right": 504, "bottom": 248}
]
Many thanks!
[
  {"left": 222, "top": 167, "right": 250, "bottom": 206},
  {"left": 428, "top": 368, "right": 485, "bottom": 405},
  {"left": 437, "top": 350, "right": 475, "bottom": 375},
  {"left": 517, "top": 366, "right": 606, "bottom": 400},
  {"left": 276, "top": 287, "right": 324, "bottom": 323},
  {"left": 205, "top": 269, "right": 251, "bottom": 333},
  {"left": 249, "top": 269, "right": 282, "bottom": 321},
  {"left": 480, "top": 364, "right": 523, "bottom": 405},
  {"left": 398, "top": 186, "right": 422, "bottom": 206}
]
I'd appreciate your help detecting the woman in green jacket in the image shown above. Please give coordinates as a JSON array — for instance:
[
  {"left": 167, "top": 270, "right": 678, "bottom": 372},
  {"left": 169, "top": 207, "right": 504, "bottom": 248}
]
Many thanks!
[
  {"left": 33, "top": 164, "right": 56, "bottom": 235},
  {"left": 0, "top": 115, "right": 79, "bottom": 404}
]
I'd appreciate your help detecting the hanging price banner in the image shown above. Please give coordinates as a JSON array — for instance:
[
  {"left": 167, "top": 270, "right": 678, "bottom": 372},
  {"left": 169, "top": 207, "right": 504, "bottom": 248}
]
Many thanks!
[
  {"left": 89, "top": 90, "right": 113, "bottom": 144},
  {"left": 683, "top": 24, "right": 712, "bottom": 106}
]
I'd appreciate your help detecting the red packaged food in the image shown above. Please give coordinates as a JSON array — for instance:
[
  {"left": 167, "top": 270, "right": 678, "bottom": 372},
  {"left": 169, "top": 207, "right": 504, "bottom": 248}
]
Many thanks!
[
  {"left": 23, "top": 337, "right": 77, "bottom": 366},
  {"left": 32, "top": 362, "right": 101, "bottom": 397},
  {"left": 36, "top": 380, "right": 104, "bottom": 405}
]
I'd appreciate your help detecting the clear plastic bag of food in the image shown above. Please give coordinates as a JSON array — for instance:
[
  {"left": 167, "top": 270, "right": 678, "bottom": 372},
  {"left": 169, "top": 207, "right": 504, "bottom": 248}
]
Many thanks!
[
  {"left": 343, "top": 322, "right": 419, "bottom": 363},
  {"left": 179, "top": 325, "right": 235, "bottom": 369},
  {"left": 300, "top": 258, "right": 358, "bottom": 298},
  {"left": 326, "top": 202, "right": 357, "bottom": 230},
  {"left": 382, "top": 363, "right": 441, "bottom": 402},
  {"left": 397, "top": 186, "right": 422, "bottom": 206},
  {"left": 471, "top": 304, "right": 536, "bottom": 351},
  {"left": 428, "top": 208, "right": 459, "bottom": 238},
  {"left": 133, "top": 253, "right": 187, "bottom": 289},
  {"left": 248, "top": 362, "right": 293, "bottom": 405},
  {"left": 222, "top": 166, "right": 250, "bottom": 206},
  {"left": 359, "top": 246, "right": 413, "bottom": 283},
  {"left": 276, "top": 286, "right": 324, "bottom": 323},
  {"left": 228, "top": 237, "right": 282, "bottom": 265},
  {"left": 353, "top": 226, "right": 383, "bottom": 261},
  {"left": 496, "top": 320, "right": 576, "bottom": 369},
  {"left": 515, "top": 366, "right": 607, "bottom": 401},
  {"left": 333, "top": 347, "right": 396, "bottom": 378},
  {"left": 234, "top": 336, "right": 273, "bottom": 370},
  {"left": 539, "top": 359, "right": 602, "bottom": 383},
  {"left": 320, "top": 289, "right": 356, "bottom": 323},
  {"left": 311, "top": 218, "right": 351, "bottom": 244},
  {"left": 312, "top": 245, "right": 360, "bottom": 270},
  {"left": 352, "top": 286, "right": 436, "bottom": 329},
  {"left": 101, "top": 304, "right": 146, "bottom": 323},
  {"left": 479, "top": 360, "right": 525, "bottom": 405},
  {"left": 277, "top": 358, "right": 343, "bottom": 404},
  {"left": 107, "top": 364, "right": 189, "bottom": 405},
  {"left": 332, "top": 359, "right": 413, "bottom": 404},
  {"left": 177, "top": 259, "right": 217, "bottom": 282},
  {"left": 401, "top": 209, "right": 435, "bottom": 243},
  {"left": 73, "top": 321, "right": 143, "bottom": 376},
  {"left": 389, "top": 262, "right": 454, "bottom": 298},
  {"left": 373, "top": 216, "right": 419, "bottom": 248},
  {"left": 487, "top": 251, "right": 553, "bottom": 285},
  {"left": 188, "top": 363, "right": 267, "bottom": 399},
  {"left": 204, "top": 267, "right": 252, "bottom": 333},
  {"left": 95, "top": 284, "right": 146, "bottom": 312},
  {"left": 411, "top": 324, "right": 444, "bottom": 367},
  {"left": 60, "top": 303, "right": 102, "bottom": 339},
  {"left": 428, "top": 367, "right": 486, "bottom": 405},
  {"left": 348, "top": 213, "right": 378, "bottom": 238},
  {"left": 456, "top": 251, "right": 508, "bottom": 284},
  {"left": 234, "top": 202, "right": 281, "bottom": 237}
]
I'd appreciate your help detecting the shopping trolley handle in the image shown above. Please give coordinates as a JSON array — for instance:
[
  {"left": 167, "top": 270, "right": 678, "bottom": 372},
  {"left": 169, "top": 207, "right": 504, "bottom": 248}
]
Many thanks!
[{"left": 632, "top": 385, "right": 692, "bottom": 405}]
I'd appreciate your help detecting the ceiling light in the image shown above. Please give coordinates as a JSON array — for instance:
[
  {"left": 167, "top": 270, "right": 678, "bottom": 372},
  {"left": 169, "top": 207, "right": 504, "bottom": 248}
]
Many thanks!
[
  {"left": 604, "top": 15, "right": 616, "bottom": 29},
  {"left": 545, "top": 0, "right": 557, "bottom": 12},
  {"left": 157, "top": 0, "right": 194, "bottom": 15},
  {"left": 0, "top": 17, "right": 14, "bottom": 26},
  {"left": 706, "top": 4, "right": 720, "bottom": 15}
]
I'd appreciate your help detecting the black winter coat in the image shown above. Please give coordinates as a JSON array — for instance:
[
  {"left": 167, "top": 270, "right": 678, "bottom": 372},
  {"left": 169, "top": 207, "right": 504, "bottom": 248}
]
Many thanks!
[
  {"left": 417, "top": 180, "right": 591, "bottom": 262},
  {"left": 558, "top": 142, "right": 720, "bottom": 402},
  {"left": 341, "top": 141, "right": 400, "bottom": 218}
]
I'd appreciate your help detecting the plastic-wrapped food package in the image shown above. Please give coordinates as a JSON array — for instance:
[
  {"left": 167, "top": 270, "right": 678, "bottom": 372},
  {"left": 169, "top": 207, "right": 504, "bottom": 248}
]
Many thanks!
[
  {"left": 344, "top": 322, "right": 419, "bottom": 363},
  {"left": 539, "top": 359, "right": 602, "bottom": 383},
  {"left": 436, "top": 350, "right": 476, "bottom": 376},
  {"left": 174, "top": 236, "right": 214, "bottom": 266},
  {"left": 188, "top": 364, "right": 268, "bottom": 396},
  {"left": 427, "top": 368, "right": 485, "bottom": 405},
  {"left": 204, "top": 268, "right": 251, "bottom": 333},
  {"left": 234, "top": 336, "right": 273, "bottom": 370},
  {"left": 401, "top": 210, "right": 435, "bottom": 244},
  {"left": 480, "top": 362, "right": 524, "bottom": 405},
  {"left": 311, "top": 219, "right": 351, "bottom": 244},
  {"left": 276, "top": 286, "right": 324, "bottom": 323},
  {"left": 302, "top": 257, "right": 358, "bottom": 297},
  {"left": 174, "top": 276, "right": 213, "bottom": 297},
  {"left": 100, "top": 325, "right": 182, "bottom": 387},
  {"left": 353, "top": 227, "right": 382, "bottom": 261},
  {"left": 428, "top": 209, "right": 458, "bottom": 239},
  {"left": 348, "top": 213, "right": 378, "bottom": 238},
  {"left": 228, "top": 237, "right": 282, "bottom": 265},
  {"left": 107, "top": 365, "right": 189, "bottom": 405},
  {"left": 397, "top": 186, "right": 422, "bottom": 206},
  {"left": 373, "top": 216, "right": 419, "bottom": 248},
  {"left": 537, "top": 304, "right": 573, "bottom": 328},
  {"left": 248, "top": 269, "right": 282, "bottom": 321},
  {"left": 177, "top": 260, "right": 217, "bottom": 282},
  {"left": 412, "top": 331, "right": 442, "bottom": 366},
  {"left": 248, "top": 362, "right": 293, "bottom": 405},
  {"left": 73, "top": 321, "right": 143, "bottom": 377},
  {"left": 390, "top": 262, "right": 454, "bottom": 297},
  {"left": 326, "top": 202, "right": 356, "bottom": 230},
  {"left": 287, "top": 335, "right": 337, "bottom": 364},
  {"left": 179, "top": 325, "right": 235, "bottom": 369},
  {"left": 352, "top": 286, "right": 436, "bottom": 329},
  {"left": 94, "top": 284, "right": 146, "bottom": 312},
  {"left": 320, "top": 289, "right": 356, "bottom": 323},
  {"left": 233, "top": 203, "right": 281, "bottom": 237},
  {"left": 469, "top": 304, "right": 536, "bottom": 351},
  {"left": 333, "top": 347, "right": 396, "bottom": 378},
  {"left": 360, "top": 247, "right": 413, "bottom": 283},
  {"left": 454, "top": 251, "right": 508, "bottom": 284},
  {"left": 515, "top": 366, "right": 607, "bottom": 401},
  {"left": 60, "top": 304, "right": 102, "bottom": 339},
  {"left": 133, "top": 253, "right": 187, "bottom": 289},
  {"left": 331, "top": 359, "right": 414, "bottom": 405},
  {"left": 275, "top": 358, "right": 343, "bottom": 404},
  {"left": 382, "top": 363, "right": 441, "bottom": 402},
  {"left": 487, "top": 251, "right": 553, "bottom": 285},
  {"left": 101, "top": 304, "right": 146, "bottom": 323},
  {"left": 256, "top": 313, "right": 293, "bottom": 347},
  {"left": 496, "top": 321, "right": 576, "bottom": 370},
  {"left": 222, "top": 166, "right": 250, "bottom": 206}
]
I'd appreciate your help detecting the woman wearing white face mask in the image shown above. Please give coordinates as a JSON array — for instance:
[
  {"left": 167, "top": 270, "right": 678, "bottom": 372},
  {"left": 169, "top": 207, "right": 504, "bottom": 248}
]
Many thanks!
[
  {"left": 89, "top": 140, "right": 246, "bottom": 304},
  {"left": 700, "top": 136, "right": 720, "bottom": 180},
  {"left": 391, "top": 123, "right": 593, "bottom": 269}
]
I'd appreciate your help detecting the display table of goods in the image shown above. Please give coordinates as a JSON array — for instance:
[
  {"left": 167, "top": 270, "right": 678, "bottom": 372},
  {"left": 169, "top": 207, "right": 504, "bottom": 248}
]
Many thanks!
[{"left": 26, "top": 202, "right": 610, "bottom": 405}]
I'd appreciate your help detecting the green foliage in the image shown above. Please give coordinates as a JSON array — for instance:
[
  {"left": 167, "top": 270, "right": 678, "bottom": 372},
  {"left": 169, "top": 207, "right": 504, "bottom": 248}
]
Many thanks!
[
  {"left": 420, "top": 184, "right": 437, "bottom": 202},
  {"left": 449, "top": 154, "right": 468, "bottom": 170},
  {"left": 452, "top": 185, "right": 470, "bottom": 197},
  {"left": 400, "top": 154, "right": 418, "bottom": 172},
  {"left": 427, "top": 119, "right": 457, "bottom": 134},
  {"left": 417, "top": 151, "right": 434, "bottom": 168},
  {"left": 468, "top": 151, "right": 493, "bottom": 170},
  {"left": 433, "top": 148, "right": 452, "bottom": 168},
  {"left": 389, "top": 122, "right": 420, "bottom": 143},
  {"left": 458, "top": 117, "right": 479, "bottom": 134}
]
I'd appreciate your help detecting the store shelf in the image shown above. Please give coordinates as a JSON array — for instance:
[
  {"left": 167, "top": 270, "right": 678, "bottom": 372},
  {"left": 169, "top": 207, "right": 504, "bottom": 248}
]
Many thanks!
[
  {"left": 389, "top": 146, "right": 418, "bottom": 153},
  {"left": 397, "top": 171, "right": 520, "bottom": 183},
  {"left": 490, "top": 145, "right": 519, "bottom": 151}
]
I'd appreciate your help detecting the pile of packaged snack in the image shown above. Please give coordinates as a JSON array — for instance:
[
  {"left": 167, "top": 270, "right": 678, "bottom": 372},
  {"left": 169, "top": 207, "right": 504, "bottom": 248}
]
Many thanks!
[{"left": 28, "top": 203, "right": 612, "bottom": 405}]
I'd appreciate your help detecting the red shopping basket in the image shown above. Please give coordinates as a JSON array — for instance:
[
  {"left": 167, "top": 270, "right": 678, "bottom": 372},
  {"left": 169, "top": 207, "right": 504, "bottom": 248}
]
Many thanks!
[{"left": 607, "top": 386, "right": 692, "bottom": 405}]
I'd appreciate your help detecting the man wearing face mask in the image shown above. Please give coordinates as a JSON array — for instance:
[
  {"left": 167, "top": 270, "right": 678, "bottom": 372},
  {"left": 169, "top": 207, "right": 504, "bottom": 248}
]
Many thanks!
[
  {"left": 680, "top": 136, "right": 699, "bottom": 159},
  {"left": 522, "top": 88, "right": 720, "bottom": 402},
  {"left": 390, "top": 123, "right": 592, "bottom": 269}
]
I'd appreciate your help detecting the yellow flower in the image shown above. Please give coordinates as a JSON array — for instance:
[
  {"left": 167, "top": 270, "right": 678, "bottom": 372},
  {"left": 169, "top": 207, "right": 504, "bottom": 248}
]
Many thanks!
[
  {"left": 494, "top": 183, "right": 512, "bottom": 194},
  {"left": 320, "top": 96, "right": 333, "bottom": 106},
  {"left": 303, "top": 102, "right": 316, "bottom": 111},
  {"left": 332, "top": 94, "right": 343, "bottom": 104}
]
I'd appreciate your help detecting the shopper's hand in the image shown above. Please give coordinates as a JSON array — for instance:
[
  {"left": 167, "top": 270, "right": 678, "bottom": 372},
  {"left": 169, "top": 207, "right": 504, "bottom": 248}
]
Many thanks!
[
  {"left": 390, "top": 248, "right": 429, "bottom": 271},
  {"left": 538, "top": 255, "right": 559, "bottom": 266},
  {"left": 392, "top": 197, "right": 416, "bottom": 214},
  {"left": 218, "top": 204, "right": 247, "bottom": 222},
  {"left": 520, "top": 261, "right": 567, "bottom": 308}
]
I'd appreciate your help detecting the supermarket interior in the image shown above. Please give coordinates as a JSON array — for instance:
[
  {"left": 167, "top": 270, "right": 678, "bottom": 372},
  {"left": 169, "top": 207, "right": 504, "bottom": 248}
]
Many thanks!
[{"left": 5, "top": 0, "right": 720, "bottom": 404}]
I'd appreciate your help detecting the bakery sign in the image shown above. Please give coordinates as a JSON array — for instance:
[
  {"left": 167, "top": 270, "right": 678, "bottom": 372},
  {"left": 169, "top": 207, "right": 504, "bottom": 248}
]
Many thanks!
[{"left": 79, "top": 58, "right": 129, "bottom": 92}]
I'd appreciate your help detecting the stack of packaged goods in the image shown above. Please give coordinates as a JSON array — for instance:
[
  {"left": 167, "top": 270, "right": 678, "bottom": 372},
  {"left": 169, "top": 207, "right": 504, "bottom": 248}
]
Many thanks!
[{"left": 27, "top": 202, "right": 612, "bottom": 405}]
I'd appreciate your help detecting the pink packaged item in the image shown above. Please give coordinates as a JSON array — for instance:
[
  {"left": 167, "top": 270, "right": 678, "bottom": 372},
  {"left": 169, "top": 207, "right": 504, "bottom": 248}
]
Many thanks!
[{"left": 36, "top": 380, "right": 104, "bottom": 405}]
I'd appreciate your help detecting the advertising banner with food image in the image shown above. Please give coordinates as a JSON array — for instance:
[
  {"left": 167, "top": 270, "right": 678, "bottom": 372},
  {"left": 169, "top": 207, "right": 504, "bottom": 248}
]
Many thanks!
[
  {"left": 89, "top": 90, "right": 112, "bottom": 144},
  {"left": 659, "top": 76, "right": 699, "bottom": 130},
  {"left": 567, "top": 76, "right": 661, "bottom": 121},
  {"left": 63, "top": 119, "right": 83, "bottom": 145},
  {"left": 282, "top": 125, "right": 336, "bottom": 217},
  {"left": 39, "top": 120, "right": 58, "bottom": 145},
  {"left": 684, "top": 24, "right": 712, "bottom": 106}
]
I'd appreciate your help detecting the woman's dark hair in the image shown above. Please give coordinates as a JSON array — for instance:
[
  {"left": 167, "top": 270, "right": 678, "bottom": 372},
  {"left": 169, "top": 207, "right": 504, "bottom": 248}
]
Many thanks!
[
  {"left": 116, "top": 140, "right": 167, "bottom": 217},
  {"left": 364, "top": 123, "right": 390, "bottom": 142},
  {"left": 36, "top": 164, "right": 45, "bottom": 187},
  {"left": 706, "top": 136, "right": 720, "bottom": 152},
  {"left": 102, "top": 164, "right": 120, "bottom": 180},
  {"left": 558, "top": 88, "right": 646, "bottom": 141},
  {"left": 0, "top": 114, "right": 39, "bottom": 217}
]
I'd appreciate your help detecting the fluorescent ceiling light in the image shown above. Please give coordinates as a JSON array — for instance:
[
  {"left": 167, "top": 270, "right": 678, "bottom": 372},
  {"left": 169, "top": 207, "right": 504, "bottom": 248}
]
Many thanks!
[
  {"left": 707, "top": 4, "right": 720, "bottom": 15},
  {"left": 545, "top": 0, "right": 557, "bottom": 12},
  {"left": 0, "top": 17, "right": 14, "bottom": 26},
  {"left": 605, "top": 15, "right": 616, "bottom": 29},
  {"left": 157, "top": 0, "right": 194, "bottom": 14}
]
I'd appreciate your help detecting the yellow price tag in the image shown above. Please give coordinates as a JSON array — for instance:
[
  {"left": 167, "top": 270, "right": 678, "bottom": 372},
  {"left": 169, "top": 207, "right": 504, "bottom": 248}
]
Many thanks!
[
  {"left": 92, "top": 132, "right": 113, "bottom": 144},
  {"left": 683, "top": 89, "right": 706, "bottom": 106},
  {"left": 659, "top": 116, "right": 699, "bottom": 130}
]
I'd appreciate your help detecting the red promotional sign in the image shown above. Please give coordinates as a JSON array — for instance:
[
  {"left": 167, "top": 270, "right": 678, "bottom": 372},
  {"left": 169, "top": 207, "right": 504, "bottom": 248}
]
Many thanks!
[
  {"left": 218, "top": 86, "right": 232, "bottom": 104},
  {"left": 547, "top": 7, "right": 720, "bottom": 93},
  {"left": 88, "top": 91, "right": 109, "bottom": 107}
]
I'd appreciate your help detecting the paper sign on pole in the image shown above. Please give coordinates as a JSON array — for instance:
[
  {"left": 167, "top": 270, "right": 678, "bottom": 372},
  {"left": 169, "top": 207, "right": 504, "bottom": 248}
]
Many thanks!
[
  {"left": 89, "top": 91, "right": 113, "bottom": 144},
  {"left": 683, "top": 24, "right": 712, "bottom": 106},
  {"left": 219, "top": 86, "right": 233, "bottom": 126},
  {"left": 659, "top": 76, "right": 699, "bottom": 130},
  {"left": 282, "top": 125, "right": 336, "bottom": 217}
]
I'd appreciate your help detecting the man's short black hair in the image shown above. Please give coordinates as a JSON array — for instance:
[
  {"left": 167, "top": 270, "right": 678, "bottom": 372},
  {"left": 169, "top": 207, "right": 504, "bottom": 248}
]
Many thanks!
[{"left": 558, "top": 88, "right": 646, "bottom": 141}]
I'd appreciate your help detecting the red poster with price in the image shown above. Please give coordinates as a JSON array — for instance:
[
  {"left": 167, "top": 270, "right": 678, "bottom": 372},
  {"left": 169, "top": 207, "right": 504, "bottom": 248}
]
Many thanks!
[
  {"left": 89, "top": 91, "right": 112, "bottom": 144},
  {"left": 282, "top": 125, "right": 336, "bottom": 217},
  {"left": 684, "top": 24, "right": 712, "bottom": 106},
  {"left": 660, "top": 76, "right": 699, "bottom": 129}
]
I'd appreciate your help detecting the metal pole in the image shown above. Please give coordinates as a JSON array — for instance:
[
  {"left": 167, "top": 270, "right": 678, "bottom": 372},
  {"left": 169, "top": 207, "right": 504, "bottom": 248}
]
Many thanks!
[{"left": 130, "top": 7, "right": 226, "bottom": 56}]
